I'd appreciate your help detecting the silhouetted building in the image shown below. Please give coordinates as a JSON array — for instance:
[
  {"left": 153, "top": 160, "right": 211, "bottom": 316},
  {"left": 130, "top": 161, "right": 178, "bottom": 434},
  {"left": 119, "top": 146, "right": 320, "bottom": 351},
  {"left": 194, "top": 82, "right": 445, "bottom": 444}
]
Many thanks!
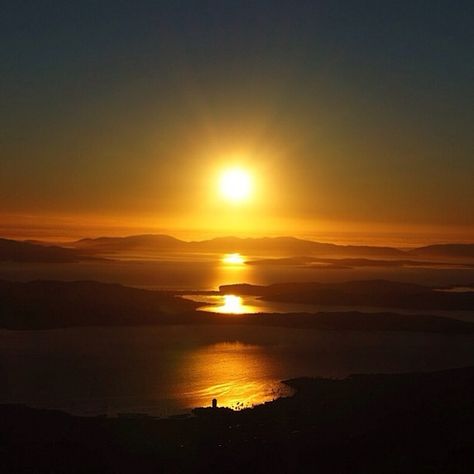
[{"left": 212, "top": 398, "right": 217, "bottom": 408}]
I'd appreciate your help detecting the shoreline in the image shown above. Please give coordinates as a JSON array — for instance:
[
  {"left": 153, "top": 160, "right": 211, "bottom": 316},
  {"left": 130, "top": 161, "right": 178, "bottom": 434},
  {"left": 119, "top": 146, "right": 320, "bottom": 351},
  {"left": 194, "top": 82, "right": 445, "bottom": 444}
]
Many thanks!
[{"left": 1, "top": 366, "right": 473, "bottom": 472}]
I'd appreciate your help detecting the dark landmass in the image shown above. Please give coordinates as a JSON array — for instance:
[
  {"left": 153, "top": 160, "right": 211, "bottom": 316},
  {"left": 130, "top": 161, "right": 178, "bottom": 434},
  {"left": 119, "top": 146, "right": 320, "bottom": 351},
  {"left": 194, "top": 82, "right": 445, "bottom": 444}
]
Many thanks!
[
  {"left": 0, "top": 238, "right": 93, "bottom": 263},
  {"left": 408, "top": 243, "right": 474, "bottom": 259},
  {"left": 1, "top": 280, "right": 474, "bottom": 333},
  {"left": 1, "top": 366, "right": 473, "bottom": 473},
  {"left": 0, "top": 280, "right": 198, "bottom": 329},
  {"left": 72, "top": 234, "right": 185, "bottom": 252},
  {"left": 220, "top": 279, "right": 474, "bottom": 311},
  {"left": 248, "top": 256, "right": 474, "bottom": 269}
]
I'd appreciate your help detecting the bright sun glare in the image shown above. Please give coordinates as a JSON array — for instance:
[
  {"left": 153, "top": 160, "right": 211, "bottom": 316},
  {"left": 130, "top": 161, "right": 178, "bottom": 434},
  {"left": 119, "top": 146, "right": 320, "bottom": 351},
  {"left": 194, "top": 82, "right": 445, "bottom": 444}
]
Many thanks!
[
  {"left": 222, "top": 253, "right": 245, "bottom": 265},
  {"left": 220, "top": 295, "right": 244, "bottom": 314},
  {"left": 219, "top": 168, "right": 252, "bottom": 203}
]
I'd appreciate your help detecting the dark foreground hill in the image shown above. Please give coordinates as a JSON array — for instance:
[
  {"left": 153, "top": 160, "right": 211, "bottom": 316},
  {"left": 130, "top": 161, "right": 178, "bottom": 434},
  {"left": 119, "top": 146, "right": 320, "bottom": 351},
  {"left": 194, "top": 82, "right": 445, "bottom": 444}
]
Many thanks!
[
  {"left": 1, "top": 280, "right": 473, "bottom": 333},
  {"left": 0, "top": 280, "right": 198, "bottom": 329},
  {"left": 1, "top": 366, "right": 473, "bottom": 473}
]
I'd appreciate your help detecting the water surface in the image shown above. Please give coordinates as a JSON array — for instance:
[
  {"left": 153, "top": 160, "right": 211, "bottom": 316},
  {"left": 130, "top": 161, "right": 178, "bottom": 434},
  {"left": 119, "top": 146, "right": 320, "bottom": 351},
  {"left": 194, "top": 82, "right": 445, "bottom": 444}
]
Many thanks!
[
  {"left": 1, "top": 259, "right": 474, "bottom": 290},
  {"left": 184, "top": 294, "right": 474, "bottom": 322},
  {"left": 2, "top": 325, "right": 473, "bottom": 416}
]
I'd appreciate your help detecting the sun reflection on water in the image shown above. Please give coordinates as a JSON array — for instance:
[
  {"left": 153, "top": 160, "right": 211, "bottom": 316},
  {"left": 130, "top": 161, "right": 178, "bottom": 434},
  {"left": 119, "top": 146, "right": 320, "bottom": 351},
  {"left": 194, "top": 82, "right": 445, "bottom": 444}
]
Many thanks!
[
  {"left": 222, "top": 253, "right": 245, "bottom": 265},
  {"left": 209, "top": 253, "right": 250, "bottom": 289},
  {"left": 178, "top": 342, "right": 292, "bottom": 410},
  {"left": 220, "top": 294, "right": 245, "bottom": 313},
  {"left": 191, "top": 294, "right": 259, "bottom": 314}
]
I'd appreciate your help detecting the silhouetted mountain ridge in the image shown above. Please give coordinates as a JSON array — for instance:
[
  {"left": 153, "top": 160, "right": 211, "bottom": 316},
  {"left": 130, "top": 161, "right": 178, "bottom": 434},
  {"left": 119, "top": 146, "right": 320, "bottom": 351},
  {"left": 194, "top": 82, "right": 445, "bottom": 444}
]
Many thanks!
[
  {"left": 74, "top": 234, "right": 185, "bottom": 251},
  {"left": 2, "top": 235, "right": 474, "bottom": 261},
  {"left": 70, "top": 235, "right": 474, "bottom": 259},
  {"left": 408, "top": 243, "right": 474, "bottom": 259},
  {"left": 71, "top": 234, "right": 406, "bottom": 257},
  {"left": 0, "top": 238, "right": 90, "bottom": 263}
]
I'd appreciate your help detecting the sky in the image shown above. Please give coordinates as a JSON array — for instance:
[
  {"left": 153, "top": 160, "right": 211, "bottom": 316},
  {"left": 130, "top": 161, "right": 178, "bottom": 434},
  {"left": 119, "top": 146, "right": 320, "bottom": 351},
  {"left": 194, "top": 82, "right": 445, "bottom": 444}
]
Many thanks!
[{"left": 1, "top": 1, "right": 473, "bottom": 244}]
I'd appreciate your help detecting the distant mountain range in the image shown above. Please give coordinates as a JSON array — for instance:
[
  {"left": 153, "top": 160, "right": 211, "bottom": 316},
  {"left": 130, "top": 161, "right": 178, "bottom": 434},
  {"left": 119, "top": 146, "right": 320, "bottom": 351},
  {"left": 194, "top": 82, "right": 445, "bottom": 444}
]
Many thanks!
[
  {"left": 1, "top": 234, "right": 473, "bottom": 262},
  {"left": 71, "top": 234, "right": 406, "bottom": 257},
  {"left": 407, "top": 243, "right": 474, "bottom": 259},
  {"left": 71, "top": 235, "right": 474, "bottom": 259},
  {"left": 0, "top": 238, "right": 90, "bottom": 263}
]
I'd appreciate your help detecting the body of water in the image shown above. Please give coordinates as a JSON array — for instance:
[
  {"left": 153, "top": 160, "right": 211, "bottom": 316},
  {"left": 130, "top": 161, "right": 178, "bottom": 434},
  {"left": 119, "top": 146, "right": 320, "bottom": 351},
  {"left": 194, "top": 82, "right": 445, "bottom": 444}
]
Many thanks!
[
  {"left": 1, "top": 325, "right": 474, "bottom": 417},
  {"left": 1, "top": 258, "right": 474, "bottom": 290},
  {"left": 1, "top": 257, "right": 474, "bottom": 417},
  {"left": 183, "top": 294, "right": 474, "bottom": 322}
]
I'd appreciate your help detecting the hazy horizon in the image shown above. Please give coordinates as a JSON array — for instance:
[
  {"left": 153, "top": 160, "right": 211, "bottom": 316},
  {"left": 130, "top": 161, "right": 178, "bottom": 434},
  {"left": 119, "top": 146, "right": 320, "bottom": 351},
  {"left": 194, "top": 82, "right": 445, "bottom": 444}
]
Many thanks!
[{"left": 2, "top": 220, "right": 474, "bottom": 248}]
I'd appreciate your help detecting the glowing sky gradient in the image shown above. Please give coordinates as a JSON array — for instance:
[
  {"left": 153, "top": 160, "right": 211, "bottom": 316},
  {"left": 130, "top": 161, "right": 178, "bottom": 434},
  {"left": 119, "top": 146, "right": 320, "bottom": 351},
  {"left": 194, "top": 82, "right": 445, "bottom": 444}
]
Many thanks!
[{"left": 1, "top": 1, "right": 472, "bottom": 243}]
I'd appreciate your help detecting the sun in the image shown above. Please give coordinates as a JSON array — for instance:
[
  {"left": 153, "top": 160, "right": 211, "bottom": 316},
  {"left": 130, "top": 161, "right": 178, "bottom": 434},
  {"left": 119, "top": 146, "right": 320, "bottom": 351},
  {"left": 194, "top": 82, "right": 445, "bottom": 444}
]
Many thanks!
[{"left": 219, "top": 167, "right": 252, "bottom": 203}]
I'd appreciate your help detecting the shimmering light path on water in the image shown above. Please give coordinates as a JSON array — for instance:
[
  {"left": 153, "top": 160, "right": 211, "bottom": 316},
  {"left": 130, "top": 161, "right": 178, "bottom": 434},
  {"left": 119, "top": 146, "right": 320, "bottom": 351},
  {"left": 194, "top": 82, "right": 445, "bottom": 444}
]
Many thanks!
[{"left": 1, "top": 325, "right": 474, "bottom": 417}]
